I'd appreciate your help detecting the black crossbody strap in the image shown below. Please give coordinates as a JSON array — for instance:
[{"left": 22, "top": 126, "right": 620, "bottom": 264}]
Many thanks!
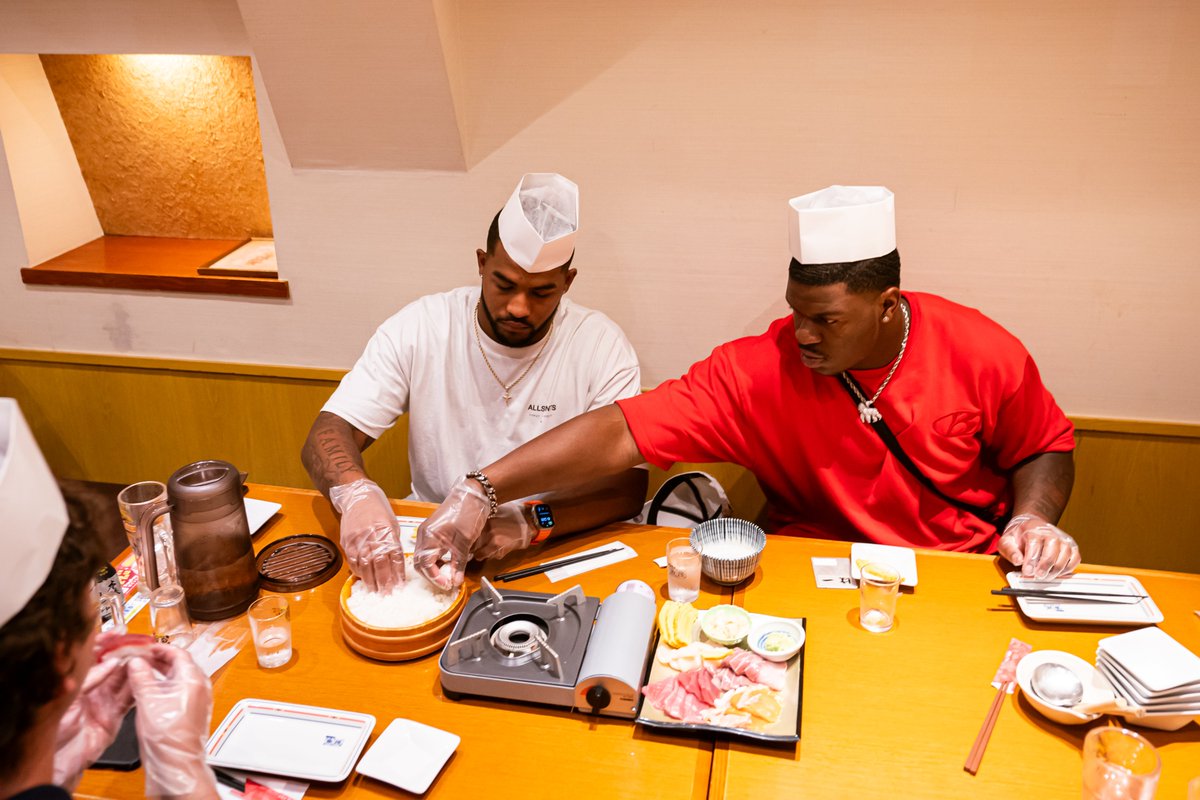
[{"left": 836, "top": 374, "right": 1004, "bottom": 529}]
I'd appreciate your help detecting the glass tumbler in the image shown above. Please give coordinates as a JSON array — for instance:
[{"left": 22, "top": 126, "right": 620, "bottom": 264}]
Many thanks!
[
  {"left": 248, "top": 595, "right": 292, "bottom": 669},
  {"left": 666, "top": 537, "right": 702, "bottom": 603},
  {"left": 1081, "top": 726, "right": 1160, "bottom": 800},
  {"left": 149, "top": 583, "right": 194, "bottom": 649},
  {"left": 858, "top": 561, "right": 901, "bottom": 633}
]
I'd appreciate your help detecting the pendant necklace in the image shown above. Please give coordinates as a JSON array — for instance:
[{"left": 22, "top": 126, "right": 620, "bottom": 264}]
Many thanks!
[
  {"left": 473, "top": 301, "right": 553, "bottom": 405},
  {"left": 839, "top": 298, "right": 910, "bottom": 424}
]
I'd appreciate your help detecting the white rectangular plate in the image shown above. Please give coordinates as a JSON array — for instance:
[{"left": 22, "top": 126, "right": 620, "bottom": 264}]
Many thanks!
[
  {"left": 850, "top": 543, "right": 918, "bottom": 587},
  {"left": 245, "top": 498, "right": 283, "bottom": 536},
  {"left": 207, "top": 699, "right": 375, "bottom": 782},
  {"left": 1004, "top": 572, "right": 1163, "bottom": 625},
  {"left": 1097, "top": 626, "right": 1200, "bottom": 693},
  {"left": 355, "top": 718, "right": 460, "bottom": 794}
]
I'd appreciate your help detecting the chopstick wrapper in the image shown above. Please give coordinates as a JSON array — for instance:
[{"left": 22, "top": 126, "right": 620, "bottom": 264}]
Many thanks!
[{"left": 545, "top": 541, "right": 637, "bottom": 583}]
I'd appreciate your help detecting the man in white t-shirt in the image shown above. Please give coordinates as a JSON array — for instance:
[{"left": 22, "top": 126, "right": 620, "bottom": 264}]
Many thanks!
[{"left": 302, "top": 174, "right": 647, "bottom": 591}]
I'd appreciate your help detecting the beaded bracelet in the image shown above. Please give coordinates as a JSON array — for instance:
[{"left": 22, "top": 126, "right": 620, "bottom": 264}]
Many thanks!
[{"left": 465, "top": 470, "right": 499, "bottom": 518}]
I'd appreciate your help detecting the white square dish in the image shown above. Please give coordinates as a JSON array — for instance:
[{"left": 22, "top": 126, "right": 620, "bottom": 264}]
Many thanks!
[
  {"left": 850, "top": 543, "right": 918, "bottom": 587},
  {"left": 355, "top": 718, "right": 460, "bottom": 794},
  {"left": 1003, "top": 573, "right": 1163, "bottom": 625},
  {"left": 245, "top": 498, "right": 283, "bottom": 536},
  {"left": 1097, "top": 627, "right": 1200, "bottom": 693},
  {"left": 206, "top": 699, "right": 375, "bottom": 782}
]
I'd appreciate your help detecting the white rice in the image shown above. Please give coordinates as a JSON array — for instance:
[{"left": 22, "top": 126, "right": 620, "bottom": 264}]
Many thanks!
[
  {"left": 699, "top": 541, "right": 756, "bottom": 559},
  {"left": 347, "top": 574, "right": 455, "bottom": 629}
]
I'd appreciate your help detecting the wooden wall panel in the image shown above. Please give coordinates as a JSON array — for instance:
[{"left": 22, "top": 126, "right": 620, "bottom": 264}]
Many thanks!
[
  {"left": 1059, "top": 431, "right": 1200, "bottom": 575},
  {"left": 0, "top": 355, "right": 411, "bottom": 498},
  {"left": 2, "top": 350, "right": 1195, "bottom": 574}
]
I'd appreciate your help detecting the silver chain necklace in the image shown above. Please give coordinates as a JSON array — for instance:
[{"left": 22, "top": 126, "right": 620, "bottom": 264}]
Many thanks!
[
  {"left": 473, "top": 301, "right": 553, "bottom": 405},
  {"left": 839, "top": 299, "right": 910, "bottom": 424}
]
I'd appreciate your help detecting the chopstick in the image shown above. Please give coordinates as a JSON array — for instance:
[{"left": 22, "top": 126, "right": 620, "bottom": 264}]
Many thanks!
[
  {"left": 494, "top": 547, "right": 624, "bottom": 582},
  {"left": 964, "top": 685, "right": 1006, "bottom": 775},
  {"left": 991, "top": 588, "right": 1146, "bottom": 605},
  {"left": 211, "top": 766, "right": 245, "bottom": 792}
]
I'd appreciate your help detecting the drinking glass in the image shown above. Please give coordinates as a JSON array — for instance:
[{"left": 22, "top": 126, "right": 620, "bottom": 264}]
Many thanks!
[
  {"left": 666, "top": 537, "right": 701, "bottom": 603},
  {"left": 117, "top": 481, "right": 176, "bottom": 595},
  {"left": 248, "top": 595, "right": 292, "bottom": 669},
  {"left": 858, "top": 561, "right": 901, "bottom": 633},
  {"left": 1081, "top": 727, "right": 1160, "bottom": 799},
  {"left": 149, "top": 583, "right": 194, "bottom": 649}
]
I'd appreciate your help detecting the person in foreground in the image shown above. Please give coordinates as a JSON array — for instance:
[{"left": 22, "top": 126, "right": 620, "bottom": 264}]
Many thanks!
[
  {"left": 303, "top": 173, "right": 646, "bottom": 592},
  {"left": 413, "top": 185, "right": 1080, "bottom": 589},
  {"left": 0, "top": 399, "right": 217, "bottom": 800}
]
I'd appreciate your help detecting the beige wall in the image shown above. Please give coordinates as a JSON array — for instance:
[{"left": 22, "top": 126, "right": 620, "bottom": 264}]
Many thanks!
[{"left": 0, "top": 0, "right": 1198, "bottom": 423}]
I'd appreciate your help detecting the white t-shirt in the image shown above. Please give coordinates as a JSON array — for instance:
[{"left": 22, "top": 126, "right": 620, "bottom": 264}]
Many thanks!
[{"left": 323, "top": 286, "right": 642, "bottom": 502}]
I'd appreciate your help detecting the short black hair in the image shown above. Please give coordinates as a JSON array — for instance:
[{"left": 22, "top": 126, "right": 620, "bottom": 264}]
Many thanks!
[
  {"left": 485, "top": 209, "right": 575, "bottom": 271},
  {"left": 0, "top": 493, "right": 104, "bottom": 782},
  {"left": 486, "top": 210, "right": 501, "bottom": 256},
  {"left": 788, "top": 248, "right": 901, "bottom": 294}
]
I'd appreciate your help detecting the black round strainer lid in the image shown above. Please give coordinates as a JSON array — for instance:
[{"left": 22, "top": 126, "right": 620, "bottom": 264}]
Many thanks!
[{"left": 256, "top": 534, "right": 343, "bottom": 592}]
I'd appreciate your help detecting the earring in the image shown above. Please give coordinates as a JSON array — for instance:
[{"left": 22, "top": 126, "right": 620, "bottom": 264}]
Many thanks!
[{"left": 882, "top": 316, "right": 890, "bottom": 323}]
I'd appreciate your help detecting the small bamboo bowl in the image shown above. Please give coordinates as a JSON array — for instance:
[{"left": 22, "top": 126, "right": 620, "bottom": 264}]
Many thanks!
[{"left": 338, "top": 576, "right": 467, "bottom": 662}]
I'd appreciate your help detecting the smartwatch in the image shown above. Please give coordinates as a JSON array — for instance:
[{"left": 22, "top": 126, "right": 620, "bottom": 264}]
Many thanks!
[{"left": 525, "top": 501, "right": 555, "bottom": 545}]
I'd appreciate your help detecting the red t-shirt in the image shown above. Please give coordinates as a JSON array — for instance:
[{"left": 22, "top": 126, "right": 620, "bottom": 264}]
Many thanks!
[{"left": 617, "top": 292, "right": 1075, "bottom": 552}]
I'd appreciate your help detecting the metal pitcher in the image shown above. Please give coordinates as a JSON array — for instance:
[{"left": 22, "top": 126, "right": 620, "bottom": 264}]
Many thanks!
[{"left": 136, "top": 460, "right": 259, "bottom": 620}]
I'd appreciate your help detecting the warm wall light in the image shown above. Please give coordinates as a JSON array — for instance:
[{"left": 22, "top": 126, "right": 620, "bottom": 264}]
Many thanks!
[{"left": 118, "top": 54, "right": 205, "bottom": 89}]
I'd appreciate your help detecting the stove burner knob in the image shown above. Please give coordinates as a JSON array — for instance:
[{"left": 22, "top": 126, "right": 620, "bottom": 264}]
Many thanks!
[{"left": 585, "top": 685, "right": 611, "bottom": 711}]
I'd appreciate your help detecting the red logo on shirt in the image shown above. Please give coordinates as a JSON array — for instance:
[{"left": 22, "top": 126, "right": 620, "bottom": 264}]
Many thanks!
[{"left": 933, "top": 411, "right": 980, "bottom": 437}]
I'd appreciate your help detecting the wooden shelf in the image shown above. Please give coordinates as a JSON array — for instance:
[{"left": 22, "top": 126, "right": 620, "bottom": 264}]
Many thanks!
[{"left": 20, "top": 235, "right": 290, "bottom": 298}]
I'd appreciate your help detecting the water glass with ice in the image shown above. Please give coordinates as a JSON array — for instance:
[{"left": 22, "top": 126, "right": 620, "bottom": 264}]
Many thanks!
[
  {"left": 666, "top": 537, "right": 701, "bottom": 603},
  {"left": 248, "top": 595, "right": 292, "bottom": 669}
]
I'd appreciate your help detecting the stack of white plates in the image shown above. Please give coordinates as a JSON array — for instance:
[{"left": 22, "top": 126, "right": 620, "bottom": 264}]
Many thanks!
[{"left": 1095, "top": 627, "right": 1200, "bottom": 730}]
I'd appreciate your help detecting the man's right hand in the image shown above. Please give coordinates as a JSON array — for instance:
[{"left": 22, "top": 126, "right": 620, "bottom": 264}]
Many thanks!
[
  {"left": 413, "top": 477, "right": 493, "bottom": 590},
  {"left": 329, "top": 478, "right": 406, "bottom": 592}
]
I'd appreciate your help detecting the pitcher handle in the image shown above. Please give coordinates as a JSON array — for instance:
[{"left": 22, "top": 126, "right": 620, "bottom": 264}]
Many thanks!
[{"left": 136, "top": 501, "right": 171, "bottom": 593}]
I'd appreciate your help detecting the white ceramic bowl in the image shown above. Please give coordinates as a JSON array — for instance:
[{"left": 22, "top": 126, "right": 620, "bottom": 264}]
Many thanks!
[
  {"left": 700, "top": 604, "right": 753, "bottom": 646},
  {"left": 1016, "top": 650, "right": 1106, "bottom": 725},
  {"left": 747, "top": 619, "right": 805, "bottom": 662},
  {"left": 690, "top": 519, "right": 766, "bottom": 586}
]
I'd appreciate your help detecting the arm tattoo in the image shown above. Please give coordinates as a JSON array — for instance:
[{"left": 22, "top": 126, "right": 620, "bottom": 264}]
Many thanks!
[
  {"left": 1011, "top": 452, "right": 1075, "bottom": 524},
  {"left": 301, "top": 413, "right": 371, "bottom": 497}
]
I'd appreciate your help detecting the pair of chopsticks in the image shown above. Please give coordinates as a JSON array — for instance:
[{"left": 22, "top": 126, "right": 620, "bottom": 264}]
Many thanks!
[
  {"left": 991, "top": 588, "right": 1146, "bottom": 605},
  {"left": 494, "top": 546, "right": 624, "bottom": 582},
  {"left": 211, "top": 766, "right": 245, "bottom": 792},
  {"left": 964, "top": 685, "right": 1006, "bottom": 775}
]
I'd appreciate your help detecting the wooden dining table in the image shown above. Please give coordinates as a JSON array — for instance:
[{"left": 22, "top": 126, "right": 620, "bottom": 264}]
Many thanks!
[{"left": 76, "top": 484, "right": 1200, "bottom": 799}]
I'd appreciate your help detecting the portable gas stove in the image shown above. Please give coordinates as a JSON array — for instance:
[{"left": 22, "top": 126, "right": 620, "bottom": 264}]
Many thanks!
[{"left": 438, "top": 578, "right": 656, "bottom": 718}]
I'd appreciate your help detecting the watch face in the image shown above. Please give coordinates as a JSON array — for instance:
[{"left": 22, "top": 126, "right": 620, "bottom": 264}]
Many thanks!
[{"left": 532, "top": 502, "right": 555, "bottom": 529}]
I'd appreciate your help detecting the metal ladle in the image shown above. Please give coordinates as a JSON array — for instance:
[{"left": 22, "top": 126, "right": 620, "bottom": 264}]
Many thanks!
[
  {"left": 1031, "top": 662, "right": 1084, "bottom": 706},
  {"left": 1030, "top": 662, "right": 1143, "bottom": 716}
]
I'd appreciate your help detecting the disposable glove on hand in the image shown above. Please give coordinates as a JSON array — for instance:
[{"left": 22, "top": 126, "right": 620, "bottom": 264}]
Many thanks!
[
  {"left": 413, "top": 477, "right": 492, "bottom": 590},
  {"left": 998, "top": 514, "right": 1080, "bottom": 580},
  {"left": 329, "top": 478, "right": 406, "bottom": 591},
  {"left": 474, "top": 501, "right": 536, "bottom": 561},
  {"left": 52, "top": 652, "right": 134, "bottom": 788},
  {"left": 127, "top": 645, "right": 219, "bottom": 800}
]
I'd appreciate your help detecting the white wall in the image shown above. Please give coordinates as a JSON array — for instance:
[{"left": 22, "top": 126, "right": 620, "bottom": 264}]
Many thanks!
[{"left": 1, "top": 0, "right": 1197, "bottom": 423}]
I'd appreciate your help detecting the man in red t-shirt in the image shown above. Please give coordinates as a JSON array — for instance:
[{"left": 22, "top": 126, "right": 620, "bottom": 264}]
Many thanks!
[{"left": 413, "top": 186, "right": 1080, "bottom": 590}]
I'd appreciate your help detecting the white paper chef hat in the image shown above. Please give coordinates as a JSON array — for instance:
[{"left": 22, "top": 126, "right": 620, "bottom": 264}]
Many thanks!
[
  {"left": 0, "top": 399, "right": 69, "bottom": 628},
  {"left": 788, "top": 185, "right": 896, "bottom": 265},
  {"left": 497, "top": 173, "right": 579, "bottom": 272}
]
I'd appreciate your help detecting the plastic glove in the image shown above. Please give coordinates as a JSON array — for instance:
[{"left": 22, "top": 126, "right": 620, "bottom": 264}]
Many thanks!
[
  {"left": 474, "top": 501, "right": 536, "bottom": 561},
  {"left": 413, "top": 477, "right": 492, "bottom": 590},
  {"left": 127, "top": 645, "right": 219, "bottom": 800},
  {"left": 329, "top": 478, "right": 406, "bottom": 591},
  {"left": 998, "top": 514, "right": 1081, "bottom": 580},
  {"left": 52, "top": 654, "right": 134, "bottom": 787}
]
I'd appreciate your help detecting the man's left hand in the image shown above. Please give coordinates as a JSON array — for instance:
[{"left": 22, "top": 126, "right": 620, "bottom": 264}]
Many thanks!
[{"left": 998, "top": 514, "right": 1080, "bottom": 579}]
